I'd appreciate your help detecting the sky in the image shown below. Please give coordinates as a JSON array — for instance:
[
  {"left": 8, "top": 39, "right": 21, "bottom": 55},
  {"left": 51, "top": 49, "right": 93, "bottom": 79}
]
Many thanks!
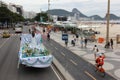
[{"left": 2, "top": 0, "right": 120, "bottom": 17}]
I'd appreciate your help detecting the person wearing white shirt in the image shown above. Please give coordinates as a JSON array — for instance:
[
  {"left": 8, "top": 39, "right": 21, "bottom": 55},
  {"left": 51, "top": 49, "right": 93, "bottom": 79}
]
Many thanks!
[{"left": 93, "top": 45, "right": 99, "bottom": 59}]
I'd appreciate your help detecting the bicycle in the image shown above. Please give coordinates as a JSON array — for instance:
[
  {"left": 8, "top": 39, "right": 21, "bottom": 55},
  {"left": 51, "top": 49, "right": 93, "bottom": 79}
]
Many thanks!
[{"left": 95, "top": 64, "right": 105, "bottom": 77}]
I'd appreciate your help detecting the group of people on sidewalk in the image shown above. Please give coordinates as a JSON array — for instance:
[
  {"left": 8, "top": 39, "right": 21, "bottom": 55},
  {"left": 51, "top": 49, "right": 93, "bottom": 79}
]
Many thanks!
[
  {"left": 70, "top": 34, "right": 114, "bottom": 50},
  {"left": 92, "top": 38, "right": 114, "bottom": 69},
  {"left": 64, "top": 33, "right": 115, "bottom": 70},
  {"left": 70, "top": 34, "right": 88, "bottom": 48},
  {"left": 42, "top": 27, "right": 51, "bottom": 41}
]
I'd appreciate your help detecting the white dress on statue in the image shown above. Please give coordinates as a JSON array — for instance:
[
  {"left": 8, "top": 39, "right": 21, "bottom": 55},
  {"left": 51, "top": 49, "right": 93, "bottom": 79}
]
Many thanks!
[{"left": 29, "top": 36, "right": 37, "bottom": 48}]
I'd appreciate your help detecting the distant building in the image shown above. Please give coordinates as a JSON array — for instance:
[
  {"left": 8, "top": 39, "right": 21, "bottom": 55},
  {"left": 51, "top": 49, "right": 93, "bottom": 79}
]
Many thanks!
[
  {"left": 1, "top": 1, "right": 37, "bottom": 19},
  {"left": 7, "top": 4, "right": 16, "bottom": 13},
  {"left": 23, "top": 11, "right": 36, "bottom": 19},
  {"left": 8, "top": 3, "right": 23, "bottom": 16},
  {"left": 52, "top": 15, "right": 58, "bottom": 22},
  {"left": 51, "top": 15, "right": 94, "bottom": 22},
  {"left": 51, "top": 15, "right": 68, "bottom": 22},
  {"left": 67, "top": 16, "right": 72, "bottom": 21},
  {"left": 79, "top": 17, "right": 93, "bottom": 21},
  {"left": 74, "top": 12, "right": 80, "bottom": 20}
]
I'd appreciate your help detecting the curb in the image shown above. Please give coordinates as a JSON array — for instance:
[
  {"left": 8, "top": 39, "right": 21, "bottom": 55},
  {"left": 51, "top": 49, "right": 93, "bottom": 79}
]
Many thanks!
[{"left": 53, "top": 57, "right": 75, "bottom": 80}]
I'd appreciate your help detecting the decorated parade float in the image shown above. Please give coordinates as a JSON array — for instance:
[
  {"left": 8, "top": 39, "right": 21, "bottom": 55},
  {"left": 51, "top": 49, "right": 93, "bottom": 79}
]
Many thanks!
[{"left": 18, "top": 32, "right": 53, "bottom": 68}]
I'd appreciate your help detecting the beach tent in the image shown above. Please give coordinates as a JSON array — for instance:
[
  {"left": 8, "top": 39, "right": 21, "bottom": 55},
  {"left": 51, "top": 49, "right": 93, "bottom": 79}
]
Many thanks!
[
  {"left": 77, "top": 25, "right": 90, "bottom": 29},
  {"left": 54, "top": 23, "right": 64, "bottom": 27},
  {"left": 89, "top": 25, "right": 101, "bottom": 28},
  {"left": 64, "top": 23, "right": 77, "bottom": 28},
  {"left": 77, "top": 24, "right": 100, "bottom": 29},
  {"left": 54, "top": 21, "right": 77, "bottom": 28}
]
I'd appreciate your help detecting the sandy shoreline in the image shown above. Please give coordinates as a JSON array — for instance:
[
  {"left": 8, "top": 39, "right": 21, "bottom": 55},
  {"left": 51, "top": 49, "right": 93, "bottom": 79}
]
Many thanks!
[{"left": 91, "top": 24, "right": 120, "bottom": 40}]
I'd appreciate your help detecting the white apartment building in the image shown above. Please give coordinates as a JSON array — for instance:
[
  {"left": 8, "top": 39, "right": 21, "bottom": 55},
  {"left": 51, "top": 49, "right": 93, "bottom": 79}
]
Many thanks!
[
  {"left": 52, "top": 15, "right": 58, "bottom": 22},
  {"left": 1, "top": 1, "right": 37, "bottom": 19},
  {"left": 7, "top": 3, "right": 16, "bottom": 13},
  {"left": 23, "top": 11, "right": 36, "bottom": 19},
  {"left": 7, "top": 3, "right": 23, "bottom": 16}
]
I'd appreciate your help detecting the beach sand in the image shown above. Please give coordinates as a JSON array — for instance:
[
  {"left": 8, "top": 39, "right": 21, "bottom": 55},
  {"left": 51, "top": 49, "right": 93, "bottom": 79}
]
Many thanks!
[
  {"left": 95, "top": 24, "right": 120, "bottom": 40},
  {"left": 91, "top": 24, "right": 120, "bottom": 48}
]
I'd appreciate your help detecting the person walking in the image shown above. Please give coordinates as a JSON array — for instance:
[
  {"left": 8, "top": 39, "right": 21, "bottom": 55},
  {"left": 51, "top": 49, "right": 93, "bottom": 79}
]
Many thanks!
[
  {"left": 71, "top": 39, "right": 75, "bottom": 46},
  {"left": 110, "top": 38, "right": 113, "bottom": 49},
  {"left": 93, "top": 45, "right": 99, "bottom": 59},
  {"left": 84, "top": 38, "right": 88, "bottom": 48},
  {"left": 65, "top": 40, "right": 68, "bottom": 47},
  {"left": 75, "top": 33, "right": 79, "bottom": 42},
  {"left": 80, "top": 37, "right": 84, "bottom": 48},
  {"left": 105, "top": 41, "right": 110, "bottom": 48},
  {"left": 29, "top": 28, "right": 31, "bottom": 34},
  {"left": 47, "top": 33, "right": 50, "bottom": 41},
  {"left": 71, "top": 36, "right": 76, "bottom": 46},
  {"left": 43, "top": 27, "right": 45, "bottom": 34}
]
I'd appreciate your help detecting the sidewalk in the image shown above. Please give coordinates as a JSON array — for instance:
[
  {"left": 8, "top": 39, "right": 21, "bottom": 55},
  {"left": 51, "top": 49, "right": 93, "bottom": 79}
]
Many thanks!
[
  {"left": 49, "top": 31, "right": 120, "bottom": 80},
  {"left": 36, "top": 27, "right": 120, "bottom": 80}
]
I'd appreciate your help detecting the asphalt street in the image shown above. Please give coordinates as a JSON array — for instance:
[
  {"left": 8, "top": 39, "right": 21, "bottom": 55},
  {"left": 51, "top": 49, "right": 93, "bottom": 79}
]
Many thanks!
[
  {"left": 43, "top": 35, "right": 116, "bottom": 80},
  {"left": 0, "top": 25, "right": 116, "bottom": 80},
  {"left": 0, "top": 26, "right": 59, "bottom": 80}
]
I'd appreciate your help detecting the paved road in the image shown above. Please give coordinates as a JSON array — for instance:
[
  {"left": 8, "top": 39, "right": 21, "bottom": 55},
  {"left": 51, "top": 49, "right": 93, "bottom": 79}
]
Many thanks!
[
  {"left": 43, "top": 36, "right": 116, "bottom": 80},
  {"left": 0, "top": 26, "right": 59, "bottom": 80}
]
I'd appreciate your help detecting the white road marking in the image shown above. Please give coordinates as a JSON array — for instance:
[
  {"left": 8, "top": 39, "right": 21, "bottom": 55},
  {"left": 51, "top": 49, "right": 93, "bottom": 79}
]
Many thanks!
[
  {"left": 85, "top": 71, "right": 96, "bottom": 80},
  {"left": 17, "top": 60, "right": 20, "bottom": 69},
  {"left": 70, "top": 59, "right": 77, "bottom": 66},
  {"left": 61, "top": 52, "right": 65, "bottom": 56},
  {"left": 55, "top": 47, "right": 58, "bottom": 50},
  {"left": 51, "top": 65, "right": 63, "bottom": 80},
  {"left": 0, "top": 38, "right": 9, "bottom": 48}
]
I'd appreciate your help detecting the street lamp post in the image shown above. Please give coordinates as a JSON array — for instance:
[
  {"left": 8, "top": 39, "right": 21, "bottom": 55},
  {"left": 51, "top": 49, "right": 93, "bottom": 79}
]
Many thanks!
[
  {"left": 106, "top": 0, "right": 110, "bottom": 45},
  {"left": 48, "top": 0, "right": 50, "bottom": 11},
  {"left": 0, "top": 1, "right": 1, "bottom": 7},
  {"left": 48, "top": 0, "right": 50, "bottom": 22}
]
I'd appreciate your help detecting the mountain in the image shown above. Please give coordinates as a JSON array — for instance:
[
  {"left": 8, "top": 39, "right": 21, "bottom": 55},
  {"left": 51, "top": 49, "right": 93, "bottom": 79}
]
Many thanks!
[
  {"left": 48, "top": 9, "right": 71, "bottom": 17},
  {"left": 48, "top": 8, "right": 88, "bottom": 18},
  {"left": 71, "top": 8, "right": 87, "bottom": 17},
  {"left": 89, "top": 15, "right": 103, "bottom": 20},
  {"left": 48, "top": 8, "right": 120, "bottom": 20},
  {"left": 104, "top": 14, "right": 120, "bottom": 20}
]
